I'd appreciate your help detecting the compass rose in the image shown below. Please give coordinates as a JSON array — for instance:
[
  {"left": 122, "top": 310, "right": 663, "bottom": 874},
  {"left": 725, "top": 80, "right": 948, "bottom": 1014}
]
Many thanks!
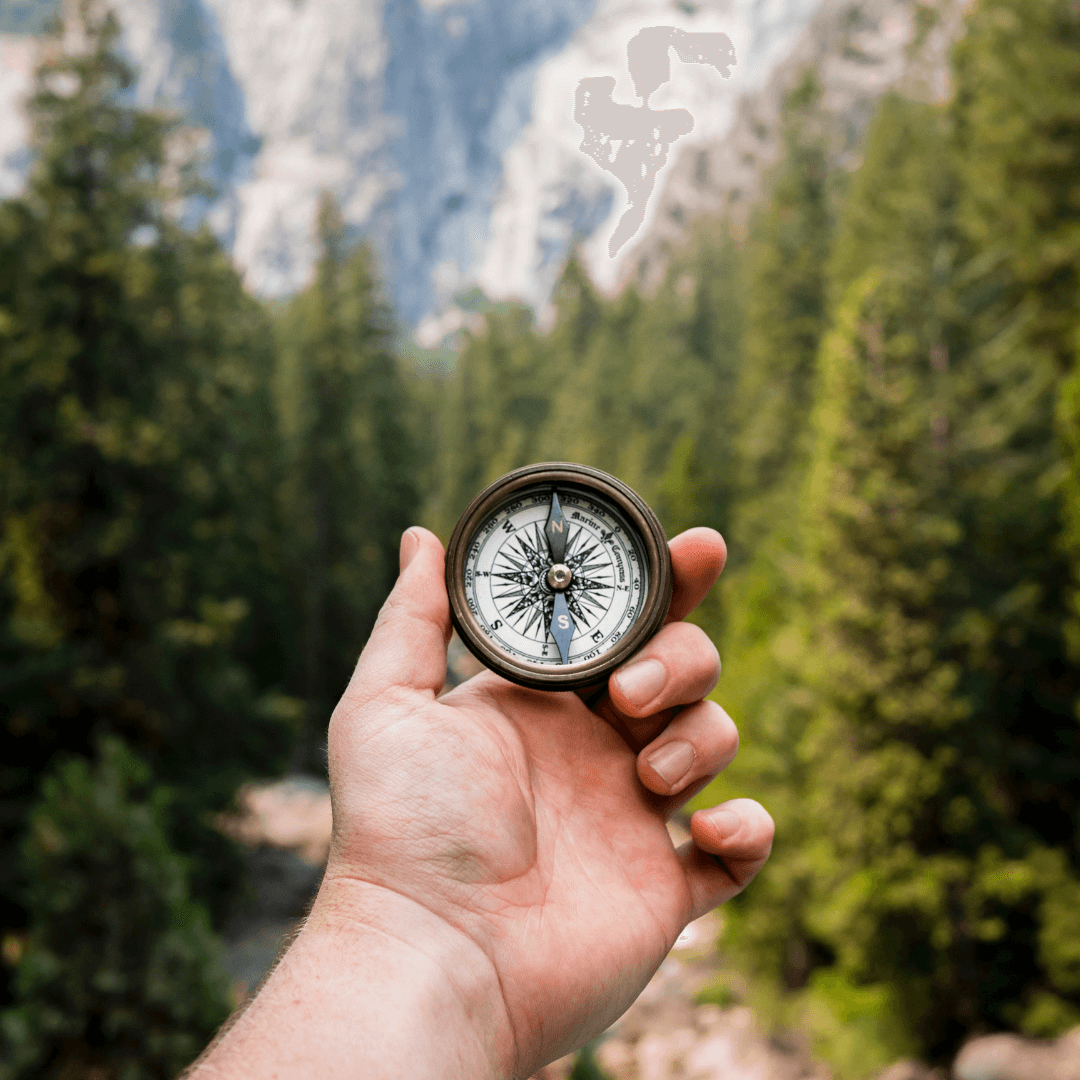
[{"left": 491, "top": 519, "right": 614, "bottom": 644}]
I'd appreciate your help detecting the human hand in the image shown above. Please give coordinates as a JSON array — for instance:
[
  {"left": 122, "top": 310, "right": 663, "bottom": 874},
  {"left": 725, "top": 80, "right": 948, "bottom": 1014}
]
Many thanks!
[{"left": 193, "top": 526, "right": 773, "bottom": 1080}]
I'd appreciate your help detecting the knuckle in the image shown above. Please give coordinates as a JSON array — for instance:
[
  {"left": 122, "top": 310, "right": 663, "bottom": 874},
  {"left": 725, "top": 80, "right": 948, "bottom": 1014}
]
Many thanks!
[
  {"left": 709, "top": 701, "right": 739, "bottom": 742},
  {"left": 682, "top": 624, "right": 720, "bottom": 675},
  {"left": 705, "top": 716, "right": 739, "bottom": 762}
]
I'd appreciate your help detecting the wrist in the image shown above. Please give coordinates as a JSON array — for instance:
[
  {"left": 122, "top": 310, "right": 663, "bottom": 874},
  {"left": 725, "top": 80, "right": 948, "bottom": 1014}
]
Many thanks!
[{"left": 190, "top": 873, "right": 515, "bottom": 1080}]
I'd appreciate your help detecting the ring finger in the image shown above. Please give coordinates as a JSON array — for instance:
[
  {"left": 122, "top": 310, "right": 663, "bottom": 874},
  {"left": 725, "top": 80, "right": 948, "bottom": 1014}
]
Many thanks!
[{"left": 636, "top": 699, "right": 739, "bottom": 817}]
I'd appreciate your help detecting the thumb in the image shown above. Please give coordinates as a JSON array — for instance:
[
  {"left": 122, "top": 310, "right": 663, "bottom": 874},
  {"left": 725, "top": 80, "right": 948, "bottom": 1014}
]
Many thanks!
[{"left": 346, "top": 527, "right": 452, "bottom": 703}]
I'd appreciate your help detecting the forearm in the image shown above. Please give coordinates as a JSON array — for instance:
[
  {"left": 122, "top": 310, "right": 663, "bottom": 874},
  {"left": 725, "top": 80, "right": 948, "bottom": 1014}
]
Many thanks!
[{"left": 187, "top": 877, "right": 515, "bottom": 1080}]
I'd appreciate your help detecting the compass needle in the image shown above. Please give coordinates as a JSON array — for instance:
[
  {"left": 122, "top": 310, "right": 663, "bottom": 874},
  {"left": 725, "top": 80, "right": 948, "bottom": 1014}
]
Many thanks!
[
  {"left": 544, "top": 490, "right": 568, "bottom": 564},
  {"left": 550, "top": 591, "right": 575, "bottom": 664}
]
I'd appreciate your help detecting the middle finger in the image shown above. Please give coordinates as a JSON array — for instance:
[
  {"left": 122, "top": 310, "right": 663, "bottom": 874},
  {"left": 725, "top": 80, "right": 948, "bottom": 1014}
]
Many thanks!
[{"left": 599, "top": 621, "right": 721, "bottom": 749}]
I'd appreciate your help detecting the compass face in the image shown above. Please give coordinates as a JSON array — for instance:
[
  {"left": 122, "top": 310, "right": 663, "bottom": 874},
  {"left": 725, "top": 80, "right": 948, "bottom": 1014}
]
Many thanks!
[
  {"left": 446, "top": 463, "right": 672, "bottom": 690},
  {"left": 462, "top": 486, "right": 649, "bottom": 667}
]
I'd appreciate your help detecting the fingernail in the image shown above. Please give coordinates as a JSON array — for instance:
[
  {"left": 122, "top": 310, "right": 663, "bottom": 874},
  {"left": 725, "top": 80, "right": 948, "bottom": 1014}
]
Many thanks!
[
  {"left": 613, "top": 658, "right": 666, "bottom": 706},
  {"left": 708, "top": 808, "right": 740, "bottom": 840},
  {"left": 399, "top": 528, "right": 420, "bottom": 572},
  {"left": 645, "top": 739, "right": 695, "bottom": 790}
]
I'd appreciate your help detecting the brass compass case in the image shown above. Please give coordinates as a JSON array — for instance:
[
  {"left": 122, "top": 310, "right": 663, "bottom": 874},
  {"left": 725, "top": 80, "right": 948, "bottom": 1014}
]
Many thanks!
[{"left": 445, "top": 462, "right": 673, "bottom": 690}]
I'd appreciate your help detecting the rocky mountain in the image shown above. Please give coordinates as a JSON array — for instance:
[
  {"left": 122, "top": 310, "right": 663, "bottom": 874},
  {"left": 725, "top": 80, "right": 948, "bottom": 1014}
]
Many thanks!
[
  {"left": 2, "top": 0, "right": 603, "bottom": 325},
  {"left": 468, "top": 0, "right": 826, "bottom": 323},
  {"left": 0, "top": 0, "right": 968, "bottom": 331},
  {"left": 623, "top": 0, "right": 971, "bottom": 291}
]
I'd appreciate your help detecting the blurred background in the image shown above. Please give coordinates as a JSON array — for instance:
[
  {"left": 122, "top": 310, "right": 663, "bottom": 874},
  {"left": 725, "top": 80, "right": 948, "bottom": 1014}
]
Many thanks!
[{"left": 1, "top": 0, "right": 1079, "bottom": 1077}]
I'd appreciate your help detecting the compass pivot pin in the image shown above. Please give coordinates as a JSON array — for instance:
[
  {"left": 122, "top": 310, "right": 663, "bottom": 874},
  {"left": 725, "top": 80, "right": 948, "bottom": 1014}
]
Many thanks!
[{"left": 546, "top": 563, "right": 573, "bottom": 591}]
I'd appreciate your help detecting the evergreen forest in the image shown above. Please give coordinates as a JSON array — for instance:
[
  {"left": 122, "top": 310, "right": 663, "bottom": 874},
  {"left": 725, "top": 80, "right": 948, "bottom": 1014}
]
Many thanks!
[{"left": 2, "top": 1, "right": 1080, "bottom": 1077}]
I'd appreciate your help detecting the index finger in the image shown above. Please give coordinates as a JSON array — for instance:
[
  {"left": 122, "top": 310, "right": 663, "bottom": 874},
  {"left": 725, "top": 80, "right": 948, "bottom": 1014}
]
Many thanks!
[
  {"left": 665, "top": 528, "right": 727, "bottom": 624},
  {"left": 578, "top": 527, "right": 726, "bottom": 713}
]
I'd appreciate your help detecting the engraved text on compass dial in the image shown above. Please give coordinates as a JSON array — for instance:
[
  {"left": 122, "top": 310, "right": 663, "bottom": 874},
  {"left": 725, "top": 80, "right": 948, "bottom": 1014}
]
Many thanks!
[{"left": 462, "top": 487, "right": 649, "bottom": 666}]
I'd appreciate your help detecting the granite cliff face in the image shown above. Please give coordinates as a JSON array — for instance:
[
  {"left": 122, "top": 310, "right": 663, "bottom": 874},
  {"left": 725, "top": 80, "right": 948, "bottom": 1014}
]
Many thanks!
[
  {"left": 1, "top": 0, "right": 599, "bottom": 324},
  {"left": 474, "top": 0, "right": 825, "bottom": 317},
  {"left": 0, "top": 0, "right": 967, "bottom": 328}
]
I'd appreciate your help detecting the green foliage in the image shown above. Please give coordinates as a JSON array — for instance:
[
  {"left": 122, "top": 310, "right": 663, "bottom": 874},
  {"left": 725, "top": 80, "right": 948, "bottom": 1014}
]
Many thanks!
[
  {"left": 274, "top": 194, "right": 418, "bottom": 762},
  {"left": 0, "top": 739, "right": 231, "bottom": 1080},
  {"left": 696, "top": 17, "right": 1080, "bottom": 1068},
  {"left": 568, "top": 1041, "right": 612, "bottom": 1080},
  {"left": 800, "top": 970, "right": 913, "bottom": 1079},
  {"left": 0, "top": 4, "right": 416, "bottom": 1077},
  {"left": 774, "top": 266, "right": 969, "bottom": 1061},
  {"left": 693, "top": 979, "right": 739, "bottom": 1009},
  {"left": 685, "top": 79, "right": 846, "bottom": 1018},
  {"left": 952, "top": 0, "right": 1080, "bottom": 341},
  {"left": 0, "top": 4, "right": 295, "bottom": 929},
  {"left": 425, "top": 297, "right": 548, "bottom": 533},
  {"left": 731, "top": 71, "right": 835, "bottom": 559},
  {"left": 0, "top": 3, "right": 319, "bottom": 1070}
]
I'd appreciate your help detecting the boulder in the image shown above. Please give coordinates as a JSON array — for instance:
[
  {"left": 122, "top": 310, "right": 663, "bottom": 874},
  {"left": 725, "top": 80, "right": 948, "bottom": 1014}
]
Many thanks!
[{"left": 953, "top": 1027, "right": 1080, "bottom": 1080}]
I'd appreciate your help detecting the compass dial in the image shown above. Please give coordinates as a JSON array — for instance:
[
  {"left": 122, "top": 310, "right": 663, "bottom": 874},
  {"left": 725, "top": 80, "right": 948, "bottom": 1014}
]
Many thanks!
[
  {"left": 462, "top": 487, "right": 648, "bottom": 667},
  {"left": 446, "top": 463, "right": 672, "bottom": 691}
]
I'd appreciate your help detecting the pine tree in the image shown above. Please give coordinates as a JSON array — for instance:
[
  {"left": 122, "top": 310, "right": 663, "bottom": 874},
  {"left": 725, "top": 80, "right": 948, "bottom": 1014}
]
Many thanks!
[
  {"left": 786, "top": 265, "right": 967, "bottom": 1068},
  {"left": 0, "top": 740, "right": 230, "bottom": 1080},
  {"left": 431, "top": 230, "right": 744, "bottom": 548},
  {"left": 704, "top": 77, "right": 839, "bottom": 911},
  {"left": 730, "top": 71, "right": 835, "bottom": 559},
  {"left": 695, "top": 78, "right": 840, "bottom": 1005},
  {"left": 0, "top": 2, "right": 297, "bottom": 1065},
  {"left": 651, "top": 220, "right": 743, "bottom": 542},
  {"left": 709, "top": 67, "right": 1080, "bottom": 1067},
  {"left": 275, "top": 194, "right": 418, "bottom": 763},
  {"left": 427, "top": 299, "right": 548, "bottom": 533},
  {"left": 540, "top": 273, "right": 650, "bottom": 481},
  {"left": 946, "top": 0, "right": 1080, "bottom": 1041},
  {"left": 546, "top": 244, "right": 739, "bottom": 530}
]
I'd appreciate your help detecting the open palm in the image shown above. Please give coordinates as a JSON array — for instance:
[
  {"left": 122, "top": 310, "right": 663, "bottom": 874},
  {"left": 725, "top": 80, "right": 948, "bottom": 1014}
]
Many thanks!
[{"left": 322, "top": 526, "right": 774, "bottom": 1077}]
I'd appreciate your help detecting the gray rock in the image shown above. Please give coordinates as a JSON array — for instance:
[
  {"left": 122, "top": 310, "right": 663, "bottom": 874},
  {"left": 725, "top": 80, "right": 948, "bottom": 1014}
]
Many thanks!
[
  {"left": 221, "top": 847, "right": 323, "bottom": 994},
  {"left": 953, "top": 1028, "right": 1080, "bottom": 1080},
  {"left": 876, "top": 1061, "right": 942, "bottom": 1080}
]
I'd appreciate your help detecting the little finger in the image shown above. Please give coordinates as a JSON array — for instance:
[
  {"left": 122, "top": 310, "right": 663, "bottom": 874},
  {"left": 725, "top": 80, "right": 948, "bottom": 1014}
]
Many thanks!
[{"left": 680, "top": 798, "right": 776, "bottom": 917}]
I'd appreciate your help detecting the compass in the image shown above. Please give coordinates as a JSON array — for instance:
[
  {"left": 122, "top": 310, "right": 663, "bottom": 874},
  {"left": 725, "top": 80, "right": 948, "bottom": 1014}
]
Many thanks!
[{"left": 445, "top": 463, "right": 673, "bottom": 690}]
